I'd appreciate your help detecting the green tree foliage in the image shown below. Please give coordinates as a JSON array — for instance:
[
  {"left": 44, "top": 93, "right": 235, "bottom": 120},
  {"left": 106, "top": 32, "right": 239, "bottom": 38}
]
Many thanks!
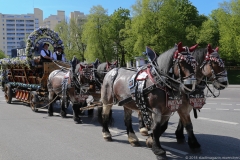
[
  {"left": 69, "top": 17, "right": 87, "bottom": 61},
  {"left": 196, "top": 0, "right": 240, "bottom": 64},
  {"left": 82, "top": 5, "right": 113, "bottom": 62},
  {"left": 55, "top": 21, "right": 74, "bottom": 61},
  {"left": 52, "top": 0, "right": 240, "bottom": 65},
  {"left": 197, "top": 10, "right": 220, "bottom": 48},
  {"left": 107, "top": 8, "right": 131, "bottom": 67},
  {"left": 0, "top": 50, "right": 6, "bottom": 59},
  {"left": 129, "top": 0, "right": 203, "bottom": 55},
  {"left": 218, "top": 0, "right": 240, "bottom": 63}
]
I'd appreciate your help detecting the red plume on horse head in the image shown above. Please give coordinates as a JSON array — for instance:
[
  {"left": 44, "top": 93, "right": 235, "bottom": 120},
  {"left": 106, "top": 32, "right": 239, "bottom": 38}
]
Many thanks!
[
  {"left": 207, "top": 44, "right": 214, "bottom": 54},
  {"left": 177, "top": 42, "right": 183, "bottom": 52},
  {"left": 189, "top": 44, "right": 198, "bottom": 52}
]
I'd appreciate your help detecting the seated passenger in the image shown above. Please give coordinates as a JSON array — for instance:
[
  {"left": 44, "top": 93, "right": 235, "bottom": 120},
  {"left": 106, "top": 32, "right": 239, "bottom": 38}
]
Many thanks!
[
  {"left": 52, "top": 46, "right": 66, "bottom": 62},
  {"left": 40, "top": 43, "right": 53, "bottom": 63}
]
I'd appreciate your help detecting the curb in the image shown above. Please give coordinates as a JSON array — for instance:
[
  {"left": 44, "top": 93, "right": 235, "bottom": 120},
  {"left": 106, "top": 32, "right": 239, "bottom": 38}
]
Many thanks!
[{"left": 227, "top": 85, "right": 240, "bottom": 88}]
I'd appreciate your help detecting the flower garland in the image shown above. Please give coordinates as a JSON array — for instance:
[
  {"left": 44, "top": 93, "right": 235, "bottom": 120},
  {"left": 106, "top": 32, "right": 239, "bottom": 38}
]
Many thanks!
[{"left": 26, "top": 27, "right": 64, "bottom": 61}]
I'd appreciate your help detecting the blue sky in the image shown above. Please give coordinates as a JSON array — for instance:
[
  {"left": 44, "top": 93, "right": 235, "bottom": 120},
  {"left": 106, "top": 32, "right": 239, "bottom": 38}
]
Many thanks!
[{"left": 0, "top": 0, "right": 228, "bottom": 19}]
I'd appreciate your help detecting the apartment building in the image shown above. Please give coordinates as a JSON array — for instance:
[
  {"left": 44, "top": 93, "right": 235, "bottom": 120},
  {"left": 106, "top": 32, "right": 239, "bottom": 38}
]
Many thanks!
[
  {"left": 0, "top": 8, "right": 43, "bottom": 56},
  {"left": 43, "top": 10, "right": 65, "bottom": 30},
  {"left": 69, "top": 11, "right": 86, "bottom": 25},
  {"left": 0, "top": 8, "right": 66, "bottom": 57}
]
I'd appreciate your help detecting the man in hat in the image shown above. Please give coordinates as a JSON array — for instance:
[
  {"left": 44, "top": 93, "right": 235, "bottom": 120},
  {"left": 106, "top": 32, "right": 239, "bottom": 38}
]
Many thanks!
[
  {"left": 52, "top": 46, "right": 66, "bottom": 62},
  {"left": 40, "top": 43, "right": 53, "bottom": 63}
]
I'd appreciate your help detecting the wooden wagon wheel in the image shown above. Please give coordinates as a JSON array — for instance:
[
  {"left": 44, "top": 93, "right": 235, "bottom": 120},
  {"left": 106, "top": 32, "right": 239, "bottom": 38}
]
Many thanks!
[
  {"left": 30, "top": 91, "right": 39, "bottom": 112},
  {"left": 4, "top": 83, "right": 13, "bottom": 104}
]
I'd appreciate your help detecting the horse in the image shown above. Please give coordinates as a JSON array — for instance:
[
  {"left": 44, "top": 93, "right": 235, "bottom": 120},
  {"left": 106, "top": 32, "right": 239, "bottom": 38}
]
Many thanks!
[
  {"left": 96, "top": 60, "right": 118, "bottom": 83},
  {"left": 174, "top": 44, "right": 228, "bottom": 148},
  {"left": 98, "top": 42, "right": 198, "bottom": 159},
  {"left": 139, "top": 44, "right": 228, "bottom": 151},
  {"left": 47, "top": 57, "right": 94, "bottom": 124}
]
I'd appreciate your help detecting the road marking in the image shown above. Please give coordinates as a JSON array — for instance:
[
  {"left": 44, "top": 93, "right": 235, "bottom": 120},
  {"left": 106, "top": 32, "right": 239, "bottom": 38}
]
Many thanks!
[
  {"left": 202, "top": 108, "right": 211, "bottom": 110},
  {"left": 236, "top": 104, "right": 240, "bottom": 105},
  {"left": 221, "top": 103, "right": 232, "bottom": 105},
  {"left": 208, "top": 98, "right": 230, "bottom": 100},
  {"left": 216, "top": 108, "right": 229, "bottom": 111},
  {"left": 234, "top": 109, "right": 240, "bottom": 111},
  {"left": 198, "top": 117, "right": 238, "bottom": 125},
  {"left": 206, "top": 103, "right": 217, "bottom": 105},
  {"left": 109, "top": 129, "right": 188, "bottom": 155}
]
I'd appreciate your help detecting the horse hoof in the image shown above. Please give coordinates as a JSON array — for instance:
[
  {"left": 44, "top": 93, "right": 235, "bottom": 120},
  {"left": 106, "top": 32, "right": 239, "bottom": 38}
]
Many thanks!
[
  {"left": 103, "top": 132, "right": 112, "bottom": 141},
  {"left": 130, "top": 141, "right": 141, "bottom": 147},
  {"left": 74, "top": 118, "right": 83, "bottom": 124},
  {"left": 48, "top": 112, "right": 53, "bottom": 116},
  {"left": 146, "top": 136, "right": 153, "bottom": 148},
  {"left": 104, "top": 137, "right": 112, "bottom": 142},
  {"left": 139, "top": 127, "right": 149, "bottom": 136},
  {"left": 177, "top": 138, "right": 185, "bottom": 144},
  {"left": 156, "top": 155, "right": 168, "bottom": 160},
  {"left": 128, "top": 132, "right": 140, "bottom": 147},
  {"left": 60, "top": 112, "right": 67, "bottom": 118}
]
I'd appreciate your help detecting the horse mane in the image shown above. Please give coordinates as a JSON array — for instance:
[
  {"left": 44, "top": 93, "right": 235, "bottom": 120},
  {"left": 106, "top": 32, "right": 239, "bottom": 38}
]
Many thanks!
[
  {"left": 191, "top": 48, "right": 206, "bottom": 65},
  {"left": 156, "top": 46, "right": 177, "bottom": 74}
]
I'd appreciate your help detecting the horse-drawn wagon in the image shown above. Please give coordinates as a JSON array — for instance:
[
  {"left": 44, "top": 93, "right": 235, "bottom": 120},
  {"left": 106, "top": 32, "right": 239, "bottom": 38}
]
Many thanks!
[{"left": 0, "top": 27, "right": 70, "bottom": 112}]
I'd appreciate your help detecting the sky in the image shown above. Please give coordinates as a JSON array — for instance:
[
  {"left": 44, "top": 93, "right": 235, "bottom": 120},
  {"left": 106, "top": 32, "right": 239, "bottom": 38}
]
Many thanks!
[{"left": 0, "top": 0, "right": 228, "bottom": 19}]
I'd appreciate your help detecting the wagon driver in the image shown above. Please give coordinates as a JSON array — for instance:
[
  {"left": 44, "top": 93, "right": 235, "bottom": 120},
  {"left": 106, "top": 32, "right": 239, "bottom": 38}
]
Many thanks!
[
  {"left": 53, "top": 46, "right": 66, "bottom": 62},
  {"left": 40, "top": 43, "right": 53, "bottom": 63}
]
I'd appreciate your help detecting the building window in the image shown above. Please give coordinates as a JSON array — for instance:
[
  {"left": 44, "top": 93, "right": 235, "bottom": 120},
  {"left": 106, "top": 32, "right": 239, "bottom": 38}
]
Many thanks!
[
  {"left": 3, "top": 37, "right": 5, "bottom": 39},
  {"left": 16, "top": 20, "right": 24, "bottom": 23}
]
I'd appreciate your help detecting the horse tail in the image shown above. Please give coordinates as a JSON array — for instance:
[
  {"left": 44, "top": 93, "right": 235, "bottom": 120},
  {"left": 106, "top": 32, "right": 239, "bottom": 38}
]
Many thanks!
[{"left": 97, "top": 107, "right": 114, "bottom": 127}]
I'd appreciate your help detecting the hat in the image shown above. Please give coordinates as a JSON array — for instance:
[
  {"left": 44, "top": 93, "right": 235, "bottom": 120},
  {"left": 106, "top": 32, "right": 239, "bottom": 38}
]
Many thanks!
[
  {"left": 57, "top": 46, "right": 63, "bottom": 49},
  {"left": 43, "top": 43, "right": 49, "bottom": 47}
]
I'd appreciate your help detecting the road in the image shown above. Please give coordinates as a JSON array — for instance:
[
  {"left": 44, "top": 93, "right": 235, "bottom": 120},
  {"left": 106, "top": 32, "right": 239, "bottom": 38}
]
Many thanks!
[{"left": 0, "top": 86, "right": 239, "bottom": 160}]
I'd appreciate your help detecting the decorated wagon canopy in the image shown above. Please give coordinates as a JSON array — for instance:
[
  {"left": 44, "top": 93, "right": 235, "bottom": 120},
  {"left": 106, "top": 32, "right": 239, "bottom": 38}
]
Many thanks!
[
  {"left": 26, "top": 27, "right": 64, "bottom": 60},
  {"left": 0, "top": 27, "right": 64, "bottom": 69}
]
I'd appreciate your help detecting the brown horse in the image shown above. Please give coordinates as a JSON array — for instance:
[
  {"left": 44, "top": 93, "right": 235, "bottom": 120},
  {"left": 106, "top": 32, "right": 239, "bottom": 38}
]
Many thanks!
[
  {"left": 98, "top": 42, "right": 198, "bottom": 159},
  {"left": 139, "top": 44, "right": 228, "bottom": 151},
  {"left": 174, "top": 44, "right": 228, "bottom": 148},
  {"left": 47, "top": 58, "right": 94, "bottom": 123}
]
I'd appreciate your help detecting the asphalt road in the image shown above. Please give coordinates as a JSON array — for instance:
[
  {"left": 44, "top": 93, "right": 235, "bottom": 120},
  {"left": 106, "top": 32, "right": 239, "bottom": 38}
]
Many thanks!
[{"left": 0, "top": 86, "right": 239, "bottom": 160}]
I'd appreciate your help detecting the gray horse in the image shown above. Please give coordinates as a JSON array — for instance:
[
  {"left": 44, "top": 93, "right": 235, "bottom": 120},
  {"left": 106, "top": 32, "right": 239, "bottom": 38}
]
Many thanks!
[
  {"left": 47, "top": 58, "right": 93, "bottom": 123},
  {"left": 98, "top": 42, "right": 198, "bottom": 159},
  {"left": 139, "top": 44, "right": 228, "bottom": 151}
]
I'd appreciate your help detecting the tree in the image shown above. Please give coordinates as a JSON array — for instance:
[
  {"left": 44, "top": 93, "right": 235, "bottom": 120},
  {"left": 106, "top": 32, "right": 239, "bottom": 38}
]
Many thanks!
[
  {"left": 55, "top": 21, "right": 74, "bottom": 61},
  {"left": 217, "top": 0, "right": 240, "bottom": 63},
  {"left": 69, "top": 16, "right": 87, "bottom": 62},
  {"left": 197, "top": 10, "right": 220, "bottom": 48},
  {"left": 0, "top": 50, "right": 6, "bottom": 59},
  {"left": 107, "top": 8, "right": 131, "bottom": 67},
  {"left": 82, "top": 5, "right": 112, "bottom": 62}
]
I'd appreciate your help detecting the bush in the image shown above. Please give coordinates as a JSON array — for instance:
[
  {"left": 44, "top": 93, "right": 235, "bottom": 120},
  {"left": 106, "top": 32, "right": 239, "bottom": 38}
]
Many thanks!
[{"left": 227, "top": 70, "right": 240, "bottom": 84}]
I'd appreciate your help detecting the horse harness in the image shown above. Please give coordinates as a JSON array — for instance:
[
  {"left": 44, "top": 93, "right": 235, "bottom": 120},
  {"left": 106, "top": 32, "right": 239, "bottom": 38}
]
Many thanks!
[{"left": 115, "top": 48, "right": 197, "bottom": 129}]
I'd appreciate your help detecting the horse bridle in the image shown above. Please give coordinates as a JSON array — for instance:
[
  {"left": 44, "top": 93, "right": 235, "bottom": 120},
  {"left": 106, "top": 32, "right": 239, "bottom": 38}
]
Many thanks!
[
  {"left": 171, "top": 47, "right": 197, "bottom": 92},
  {"left": 199, "top": 51, "right": 228, "bottom": 88}
]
